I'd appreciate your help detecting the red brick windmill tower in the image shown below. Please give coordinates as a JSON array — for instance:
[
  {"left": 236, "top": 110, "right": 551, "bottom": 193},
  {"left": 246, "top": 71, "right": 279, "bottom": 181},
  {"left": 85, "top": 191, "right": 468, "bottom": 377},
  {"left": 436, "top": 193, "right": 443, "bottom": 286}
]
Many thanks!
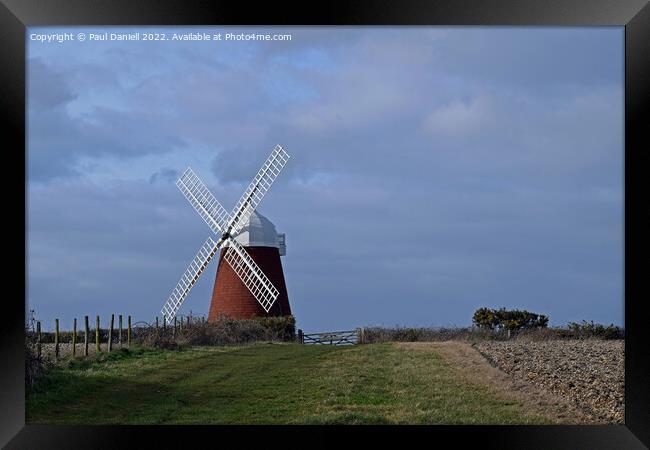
[
  {"left": 161, "top": 145, "right": 292, "bottom": 324},
  {"left": 208, "top": 210, "right": 290, "bottom": 320}
]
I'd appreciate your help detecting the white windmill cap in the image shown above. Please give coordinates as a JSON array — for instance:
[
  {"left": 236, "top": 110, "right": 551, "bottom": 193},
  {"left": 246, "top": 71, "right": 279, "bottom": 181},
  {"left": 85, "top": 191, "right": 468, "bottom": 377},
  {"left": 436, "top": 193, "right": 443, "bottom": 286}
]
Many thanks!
[{"left": 226, "top": 210, "right": 281, "bottom": 248}]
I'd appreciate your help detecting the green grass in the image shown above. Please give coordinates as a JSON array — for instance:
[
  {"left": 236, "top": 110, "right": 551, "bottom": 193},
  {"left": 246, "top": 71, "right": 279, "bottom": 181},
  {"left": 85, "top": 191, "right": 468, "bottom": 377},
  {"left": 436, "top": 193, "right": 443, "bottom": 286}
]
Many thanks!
[{"left": 26, "top": 343, "right": 552, "bottom": 425}]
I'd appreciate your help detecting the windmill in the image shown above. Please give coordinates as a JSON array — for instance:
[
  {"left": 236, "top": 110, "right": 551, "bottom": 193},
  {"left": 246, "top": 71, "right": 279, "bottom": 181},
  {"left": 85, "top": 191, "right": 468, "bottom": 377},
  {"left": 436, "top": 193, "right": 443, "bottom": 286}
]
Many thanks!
[{"left": 161, "top": 145, "right": 291, "bottom": 324}]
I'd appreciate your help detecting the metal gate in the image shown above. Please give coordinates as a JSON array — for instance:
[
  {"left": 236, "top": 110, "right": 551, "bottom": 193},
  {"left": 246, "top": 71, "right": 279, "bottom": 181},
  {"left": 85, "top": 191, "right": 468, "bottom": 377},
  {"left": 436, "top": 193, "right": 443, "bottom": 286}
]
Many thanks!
[{"left": 299, "top": 329, "right": 359, "bottom": 345}]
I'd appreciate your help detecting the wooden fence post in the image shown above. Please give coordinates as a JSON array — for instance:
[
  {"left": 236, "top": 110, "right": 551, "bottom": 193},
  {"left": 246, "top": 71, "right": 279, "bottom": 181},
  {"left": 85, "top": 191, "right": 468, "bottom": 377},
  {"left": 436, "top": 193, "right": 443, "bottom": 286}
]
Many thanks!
[
  {"left": 173, "top": 316, "right": 177, "bottom": 337},
  {"left": 108, "top": 314, "right": 114, "bottom": 352},
  {"left": 156, "top": 316, "right": 159, "bottom": 332},
  {"left": 127, "top": 315, "right": 132, "bottom": 348},
  {"left": 119, "top": 315, "right": 123, "bottom": 348},
  {"left": 54, "top": 319, "right": 60, "bottom": 359},
  {"left": 187, "top": 316, "right": 190, "bottom": 327},
  {"left": 298, "top": 329, "right": 303, "bottom": 344},
  {"left": 96, "top": 315, "right": 100, "bottom": 353},
  {"left": 36, "top": 321, "right": 41, "bottom": 359},
  {"left": 163, "top": 315, "right": 166, "bottom": 332},
  {"left": 84, "top": 316, "right": 89, "bottom": 356},
  {"left": 72, "top": 318, "right": 77, "bottom": 357}
]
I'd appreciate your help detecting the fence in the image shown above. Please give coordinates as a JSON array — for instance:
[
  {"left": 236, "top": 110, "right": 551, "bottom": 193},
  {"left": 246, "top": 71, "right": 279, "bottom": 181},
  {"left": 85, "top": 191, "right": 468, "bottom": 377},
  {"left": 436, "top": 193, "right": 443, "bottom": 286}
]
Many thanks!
[
  {"left": 29, "top": 314, "right": 134, "bottom": 361},
  {"left": 30, "top": 316, "right": 360, "bottom": 357},
  {"left": 298, "top": 328, "right": 363, "bottom": 346},
  {"left": 28, "top": 314, "right": 217, "bottom": 360}
]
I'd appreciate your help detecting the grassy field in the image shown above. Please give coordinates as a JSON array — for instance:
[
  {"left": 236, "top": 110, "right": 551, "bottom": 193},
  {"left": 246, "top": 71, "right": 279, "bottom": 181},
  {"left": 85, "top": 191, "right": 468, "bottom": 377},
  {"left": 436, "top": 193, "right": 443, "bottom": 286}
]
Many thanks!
[{"left": 27, "top": 342, "right": 553, "bottom": 425}]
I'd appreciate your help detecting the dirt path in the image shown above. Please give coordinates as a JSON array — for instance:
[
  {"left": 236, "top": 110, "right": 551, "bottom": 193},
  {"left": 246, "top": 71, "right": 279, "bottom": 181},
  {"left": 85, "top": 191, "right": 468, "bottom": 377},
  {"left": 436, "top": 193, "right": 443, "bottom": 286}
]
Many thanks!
[{"left": 396, "top": 341, "right": 597, "bottom": 424}]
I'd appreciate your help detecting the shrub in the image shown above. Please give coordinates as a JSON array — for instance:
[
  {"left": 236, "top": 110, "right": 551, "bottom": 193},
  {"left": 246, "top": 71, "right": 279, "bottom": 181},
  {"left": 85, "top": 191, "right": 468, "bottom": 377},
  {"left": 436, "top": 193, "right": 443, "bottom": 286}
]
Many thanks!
[
  {"left": 566, "top": 320, "right": 624, "bottom": 340},
  {"left": 512, "top": 327, "right": 560, "bottom": 341},
  {"left": 250, "top": 315, "right": 296, "bottom": 342},
  {"left": 132, "top": 315, "right": 298, "bottom": 349},
  {"left": 359, "top": 323, "right": 624, "bottom": 344},
  {"left": 393, "top": 328, "right": 423, "bottom": 342},
  {"left": 472, "top": 307, "right": 548, "bottom": 333},
  {"left": 25, "top": 328, "right": 45, "bottom": 388},
  {"left": 472, "top": 307, "right": 499, "bottom": 330},
  {"left": 360, "top": 326, "right": 501, "bottom": 343}
]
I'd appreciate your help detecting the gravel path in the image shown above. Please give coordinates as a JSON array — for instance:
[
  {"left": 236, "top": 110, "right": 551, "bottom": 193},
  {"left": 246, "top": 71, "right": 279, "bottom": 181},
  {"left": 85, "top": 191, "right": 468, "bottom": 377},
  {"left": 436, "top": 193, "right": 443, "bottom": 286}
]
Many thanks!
[{"left": 473, "top": 340, "right": 624, "bottom": 423}]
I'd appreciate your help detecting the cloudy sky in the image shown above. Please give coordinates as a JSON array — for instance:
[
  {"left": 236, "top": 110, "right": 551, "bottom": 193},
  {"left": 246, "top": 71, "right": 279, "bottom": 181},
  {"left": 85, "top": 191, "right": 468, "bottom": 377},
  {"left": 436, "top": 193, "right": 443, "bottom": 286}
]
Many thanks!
[{"left": 27, "top": 26, "right": 623, "bottom": 331}]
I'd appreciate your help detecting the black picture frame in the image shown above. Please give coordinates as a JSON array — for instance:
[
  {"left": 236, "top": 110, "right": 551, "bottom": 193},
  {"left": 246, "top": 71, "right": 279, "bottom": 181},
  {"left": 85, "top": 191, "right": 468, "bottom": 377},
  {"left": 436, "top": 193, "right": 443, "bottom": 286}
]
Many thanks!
[{"left": 2, "top": 0, "right": 648, "bottom": 448}]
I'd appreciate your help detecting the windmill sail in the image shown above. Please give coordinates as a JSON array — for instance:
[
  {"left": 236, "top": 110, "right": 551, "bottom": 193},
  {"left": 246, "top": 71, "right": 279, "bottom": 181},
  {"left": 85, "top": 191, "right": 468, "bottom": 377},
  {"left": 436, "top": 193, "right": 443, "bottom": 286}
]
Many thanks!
[
  {"left": 229, "top": 145, "right": 290, "bottom": 235},
  {"left": 177, "top": 167, "right": 231, "bottom": 234},
  {"left": 162, "top": 237, "right": 219, "bottom": 323},
  {"left": 222, "top": 237, "right": 280, "bottom": 312}
]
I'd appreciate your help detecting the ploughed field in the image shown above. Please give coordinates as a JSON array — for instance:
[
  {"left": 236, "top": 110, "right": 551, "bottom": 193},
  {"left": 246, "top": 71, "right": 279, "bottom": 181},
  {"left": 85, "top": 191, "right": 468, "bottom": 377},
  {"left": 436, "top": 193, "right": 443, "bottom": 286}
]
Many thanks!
[
  {"left": 26, "top": 341, "right": 622, "bottom": 425},
  {"left": 474, "top": 340, "right": 624, "bottom": 423}
]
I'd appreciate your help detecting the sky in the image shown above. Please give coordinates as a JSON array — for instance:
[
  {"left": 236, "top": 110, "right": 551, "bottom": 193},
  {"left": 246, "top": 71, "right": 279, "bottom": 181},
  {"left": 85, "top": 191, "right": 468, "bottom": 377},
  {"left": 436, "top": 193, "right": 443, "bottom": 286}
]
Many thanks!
[{"left": 26, "top": 26, "right": 624, "bottom": 331}]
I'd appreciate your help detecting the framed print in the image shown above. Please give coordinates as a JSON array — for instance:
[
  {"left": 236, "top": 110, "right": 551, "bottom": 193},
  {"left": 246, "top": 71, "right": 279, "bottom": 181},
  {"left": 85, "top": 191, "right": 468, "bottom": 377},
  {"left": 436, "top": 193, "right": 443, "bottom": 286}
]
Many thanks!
[{"left": 2, "top": 0, "right": 649, "bottom": 448}]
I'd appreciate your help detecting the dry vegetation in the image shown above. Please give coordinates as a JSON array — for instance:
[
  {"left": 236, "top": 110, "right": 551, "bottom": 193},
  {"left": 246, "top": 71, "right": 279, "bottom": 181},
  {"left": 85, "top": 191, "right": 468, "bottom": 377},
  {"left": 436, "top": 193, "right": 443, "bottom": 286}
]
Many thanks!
[
  {"left": 361, "top": 325, "right": 623, "bottom": 343},
  {"left": 134, "top": 315, "right": 296, "bottom": 349}
]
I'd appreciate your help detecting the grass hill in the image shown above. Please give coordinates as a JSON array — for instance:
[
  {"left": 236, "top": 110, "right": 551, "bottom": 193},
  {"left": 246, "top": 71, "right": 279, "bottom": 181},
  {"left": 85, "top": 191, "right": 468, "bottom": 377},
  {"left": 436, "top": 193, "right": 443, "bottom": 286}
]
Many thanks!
[{"left": 27, "top": 342, "right": 553, "bottom": 425}]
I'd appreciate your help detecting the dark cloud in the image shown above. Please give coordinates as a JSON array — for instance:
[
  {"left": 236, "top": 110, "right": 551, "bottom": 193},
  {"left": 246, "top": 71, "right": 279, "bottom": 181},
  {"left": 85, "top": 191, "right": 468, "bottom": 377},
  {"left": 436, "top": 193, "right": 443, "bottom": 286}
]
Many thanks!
[
  {"left": 27, "top": 57, "right": 189, "bottom": 182},
  {"left": 28, "top": 58, "right": 77, "bottom": 108},
  {"left": 432, "top": 28, "right": 623, "bottom": 92},
  {"left": 210, "top": 145, "right": 278, "bottom": 185},
  {"left": 149, "top": 168, "right": 180, "bottom": 184}
]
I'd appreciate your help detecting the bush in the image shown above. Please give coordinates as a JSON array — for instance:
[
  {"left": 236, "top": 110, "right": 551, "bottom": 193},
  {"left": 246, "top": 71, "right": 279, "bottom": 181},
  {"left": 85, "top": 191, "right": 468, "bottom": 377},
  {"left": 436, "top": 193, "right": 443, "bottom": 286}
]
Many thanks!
[
  {"left": 360, "top": 323, "right": 624, "bottom": 343},
  {"left": 361, "top": 326, "right": 501, "bottom": 344},
  {"left": 472, "top": 307, "right": 499, "bottom": 331},
  {"left": 565, "top": 320, "right": 624, "bottom": 340},
  {"left": 393, "top": 328, "right": 423, "bottom": 342},
  {"left": 472, "top": 307, "right": 548, "bottom": 333},
  {"left": 25, "top": 328, "right": 45, "bottom": 388},
  {"left": 250, "top": 315, "right": 296, "bottom": 341},
  {"left": 132, "top": 315, "right": 298, "bottom": 349}
]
